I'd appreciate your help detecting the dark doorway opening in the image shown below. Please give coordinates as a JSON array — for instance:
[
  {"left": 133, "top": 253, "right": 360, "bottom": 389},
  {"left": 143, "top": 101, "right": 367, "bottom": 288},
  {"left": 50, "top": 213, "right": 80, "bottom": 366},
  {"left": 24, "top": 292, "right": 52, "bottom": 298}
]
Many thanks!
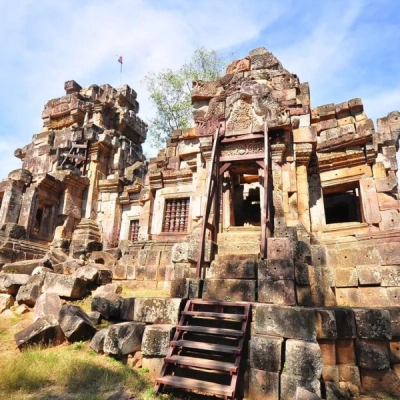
[{"left": 233, "top": 183, "right": 261, "bottom": 226}]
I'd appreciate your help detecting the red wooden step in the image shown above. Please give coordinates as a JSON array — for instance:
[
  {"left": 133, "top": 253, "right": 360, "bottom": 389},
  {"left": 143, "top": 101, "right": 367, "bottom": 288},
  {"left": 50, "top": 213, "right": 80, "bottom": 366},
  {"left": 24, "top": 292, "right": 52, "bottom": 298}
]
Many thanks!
[
  {"left": 156, "top": 375, "right": 234, "bottom": 398},
  {"left": 182, "top": 311, "right": 247, "bottom": 320},
  {"left": 176, "top": 325, "right": 244, "bottom": 337},
  {"left": 171, "top": 340, "right": 241, "bottom": 355},
  {"left": 165, "top": 355, "right": 237, "bottom": 373}
]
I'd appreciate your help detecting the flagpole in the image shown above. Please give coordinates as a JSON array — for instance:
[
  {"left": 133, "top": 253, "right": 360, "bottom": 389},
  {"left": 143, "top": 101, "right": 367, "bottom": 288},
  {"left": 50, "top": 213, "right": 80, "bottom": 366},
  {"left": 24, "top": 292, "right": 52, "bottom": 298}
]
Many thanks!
[{"left": 120, "top": 59, "right": 122, "bottom": 86}]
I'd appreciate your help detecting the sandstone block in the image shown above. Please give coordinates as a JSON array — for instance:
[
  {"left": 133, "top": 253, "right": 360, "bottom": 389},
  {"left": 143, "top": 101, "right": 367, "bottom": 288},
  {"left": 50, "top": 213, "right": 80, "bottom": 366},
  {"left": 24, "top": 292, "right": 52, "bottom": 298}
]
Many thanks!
[
  {"left": 33, "top": 293, "right": 62, "bottom": 321},
  {"left": 353, "top": 308, "right": 391, "bottom": 340},
  {"left": 381, "top": 265, "right": 400, "bottom": 286},
  {"left": 89, "top": 263, "right": 113, "bottom": 285},
  {"left": 104, "top": 322, "right": 146, "bottom": 356},
  {"left": 0, "top": 273, "right": 30, "bottom": 295},
  {"left": 335, "top": 268, "right": 358, "bottom": 287},
  {"left": 141, "top": 324, "right": 175, "bottom": 356},
  {"left": 59, "top": 304, "right": 97, "bottom": 342},
  {"left": 359, "top": 287, "right": 389, "bottom": 307},
  {"left": 295, "top": 262, "right": 310, "bottom": 285},
  {"left": 42, "top": 273, "right": 87, "bottom": 299},
  {"left": 72, "top": 266, "right": 99, "bottom": 283},
  {"left": 388, "top": 307, "right": 400, "bottom": 336},
  {"left": 297, "top": 285, "right": 312, "bottom": 306},
  {"left": 90, "top": 328, "right": 108, "bottom": 353},
  {"left": 258, "top": 279, "right": 295, "bottom": 305},
  {"left": 248, "top": 369, "right": 279, "bottom": 400},
  {"left": 92, "top": 283, "right": 122, "bottom": 297},
  {"left": 389, "top": 340, "right": 400, "bottom": 363},
  {"left": 255, "top": 305, "right": 316, "bottom": 341},
  {"left": 120, "top": 297, "right": 135, "bottom": 321},
  {"left": 293, "top": 126, "right": 317, "bottom": 144},
  {"left": 14, "top": 315, "right": 64, "bottom": 349},
  {"left": 2, "top": 259, "right": 42, "bottom": 274},
  {"left": 314, "top": 309, "right": 337, "bottom": 339},
  {"left": 356, "top": 264, "right": 381, "bottom": 285},
  {"left": 310, "top": 245, "right": 327, "bottom": 267},
  {"left": 16, "top": 274, "right": 46, "bottom": 307},
  {"left": 338, "top": 365, "right": 361, "bottom": 388},
  {"left": 356, "top": 339, "right": 390, "bottom": 370},
  {"left": 53, "top": 260, "right": 81, "bottom": 275},
  {"left": 322, "top": 365, "right": 339, "bottom": 383},
  {"left": 359, "top": 368, "right": 400, "bottom": 397},
  {"left": 134, "top": 298, "right": 183, "bottom": 324},
  {"left": 334, "top": 308, "right": 356, "bottom": 338},
  {"left": 112, "top": 263, "right": 127, "bottom": 280},
  {"left": 286, "top": 339, "right": 323, "bottom": 378},
  {"left": 280, "top": 373, "right": 321, "bottom": 400},
  {"left": 207, "top": 258, "right": 257, "bottom": 279},
  {"left": 88, "top": 311, "right": 101, "bottom": 325},
  {"left": 267, "top": 238, "right": 293, "bottom": 259},
  {"left": 336, "top": 339, "right": 356, "bottom": 365},
  {"left": 249, "top": 335, "right": 283, "bottom": 372},
  {"left": 258, "top": 259, "right": 294, "bottom": 280},
  {"left": 202, "top": 279, "right": 256, "bottom": 302},
  {"left": 0, "top": 293, "right": 14, "bottom": 313},
  {"left": 317, "top": 340, "right": 336, "bottom": 366},
  {"left": 142, "top": 356, "right": 165, "bottom": 380},
  {"left": 91, "top": 293, "right": 122, "bottom": 320},
  {"left": 295, "top": 387, "right": 321, "bottom": 400}
]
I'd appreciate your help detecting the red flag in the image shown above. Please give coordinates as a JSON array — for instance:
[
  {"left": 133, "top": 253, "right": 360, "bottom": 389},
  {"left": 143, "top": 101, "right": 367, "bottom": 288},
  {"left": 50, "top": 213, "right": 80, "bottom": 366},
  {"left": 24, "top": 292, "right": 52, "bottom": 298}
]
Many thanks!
[{"left": 118, "top": 56, "right": 123, "bottom": 64}]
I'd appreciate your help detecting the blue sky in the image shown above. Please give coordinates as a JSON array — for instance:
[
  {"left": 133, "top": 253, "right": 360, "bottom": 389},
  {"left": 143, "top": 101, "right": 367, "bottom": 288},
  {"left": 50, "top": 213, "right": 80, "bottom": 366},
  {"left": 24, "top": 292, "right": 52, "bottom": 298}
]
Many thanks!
[{"left": 0, "top": 0, "right": 399, "bottom": 179}]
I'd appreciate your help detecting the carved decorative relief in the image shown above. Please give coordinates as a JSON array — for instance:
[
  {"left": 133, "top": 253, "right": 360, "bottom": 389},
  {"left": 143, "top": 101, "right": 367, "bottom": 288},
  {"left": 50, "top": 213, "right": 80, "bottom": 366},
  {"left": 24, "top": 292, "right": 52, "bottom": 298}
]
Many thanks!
[{"left": 221, "top": 139, "right": 264, "bottom": 157}]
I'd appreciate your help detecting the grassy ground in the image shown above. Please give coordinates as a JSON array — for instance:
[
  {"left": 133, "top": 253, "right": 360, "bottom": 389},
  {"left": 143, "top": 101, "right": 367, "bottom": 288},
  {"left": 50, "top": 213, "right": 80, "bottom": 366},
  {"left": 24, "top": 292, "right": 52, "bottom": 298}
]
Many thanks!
[{"left": 0, "top": 286, "right": 176, "bottom": 400}]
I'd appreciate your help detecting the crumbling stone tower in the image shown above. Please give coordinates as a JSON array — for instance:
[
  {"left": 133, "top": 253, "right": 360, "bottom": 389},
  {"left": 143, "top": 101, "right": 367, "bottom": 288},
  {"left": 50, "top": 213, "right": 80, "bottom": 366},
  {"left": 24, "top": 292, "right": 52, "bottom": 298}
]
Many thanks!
[{"left": 0, "top": 80, "right": 147, "bottom": 263}]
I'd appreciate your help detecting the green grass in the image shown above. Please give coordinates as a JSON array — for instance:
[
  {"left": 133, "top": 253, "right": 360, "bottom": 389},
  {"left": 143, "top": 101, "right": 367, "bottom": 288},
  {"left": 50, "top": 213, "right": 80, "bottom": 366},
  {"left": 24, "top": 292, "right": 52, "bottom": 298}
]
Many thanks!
[{"left": 0, "top": 343, "right": 154, "bottom": 400}]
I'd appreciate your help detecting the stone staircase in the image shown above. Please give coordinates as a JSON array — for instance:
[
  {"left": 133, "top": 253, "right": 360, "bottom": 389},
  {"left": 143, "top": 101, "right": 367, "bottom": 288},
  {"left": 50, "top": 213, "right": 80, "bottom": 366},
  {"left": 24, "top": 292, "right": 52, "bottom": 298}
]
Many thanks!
[
  {"left": 155, "top": 299, "right": 251, "bottom": 400},
  {"left": 202, "top": 229, "right": 261, "bottom": 302}
]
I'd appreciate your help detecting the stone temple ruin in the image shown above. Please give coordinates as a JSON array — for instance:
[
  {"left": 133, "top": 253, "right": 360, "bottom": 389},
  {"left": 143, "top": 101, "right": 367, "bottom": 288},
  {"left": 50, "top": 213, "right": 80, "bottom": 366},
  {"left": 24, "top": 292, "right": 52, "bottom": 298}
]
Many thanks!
[{"left": 1, "top": 47, "right": 400, "bottom": 399}]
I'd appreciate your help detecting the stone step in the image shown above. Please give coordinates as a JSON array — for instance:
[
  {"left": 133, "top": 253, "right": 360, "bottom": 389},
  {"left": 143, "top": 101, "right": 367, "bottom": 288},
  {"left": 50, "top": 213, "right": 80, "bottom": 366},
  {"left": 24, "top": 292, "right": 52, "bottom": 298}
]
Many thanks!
[
  {"left": 202, "top": 279, "right": 256, "bottom": 302},
  {"left": 206, "top": 258, "right": 257, "bottom": 279}
]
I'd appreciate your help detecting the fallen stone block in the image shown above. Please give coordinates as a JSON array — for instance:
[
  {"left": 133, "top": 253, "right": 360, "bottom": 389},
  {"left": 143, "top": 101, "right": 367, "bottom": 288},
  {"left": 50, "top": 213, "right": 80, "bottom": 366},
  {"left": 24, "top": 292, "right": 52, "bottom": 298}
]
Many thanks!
[
  {"left": 2, "top": 259, "right": 43, "bottom": 274},
  {"left": 141, "top": 324, "right": 175, "bottom": 356},
  {"left": 249, "top": 335, "right": 283, "bottom": 372},
  {"left": 280, "top": 372, "right": 321, "bottom": 400},
  {"left": 14, "top": 315, "right": 64, "bottom": 349},
  {"left": 33, "top": 293, "right": 62, "bottom": 321},
  {"left": 42, "top": 273, "right": 87, "bottom": 299},
  {"left": 356, "top": 339, "right": 390, "bottom": 370},
  {"left": 338, "top": 365, "right": 361, "bottom": 388},
  {"left": 353, "top": 308, "right": 391, "bottom": 340},
  {"left": 32, "top": 266, "right": 53, "bottom": 275},
  {"left": 90, "top": 328, "right": 108, "bottom": 353},
  {"left": 104, "top": 322, "right": 146, "bottom": 356},
  {"left": 0, "top": 293, "right": 14, "bottom": 313},
  {"left": 92, "top": 283, "right": 122, "bottom": 297},
  {"left": 59, "top": 304, "right": 97, "bottom": 342},
  {"left": 91, "top": 293, "right": 122, "bottom": 320},
  {"left": 255, "top": 305, "right": 316, "bottom": 341},
  {"left": 16, "top": 274, "right": 46, "bottom": 307},
  {"left": 120, "top": 297, "right": 135, "bottom": 321},
  {"left": 286, "top": 339, "right": 323, "bottom": 378},
  {"left": 88, "top": 311, "right": 101, "bottom": 325},
  {"left": 134, "top": 298, "right": 183, "bottom": 324},
  {"left": 88, "top": 263, "right": 113, "bottom": 285},
  {"left": 72, "top": 266, "right": 99, "bottom": 283},
  {"left": 248, "top": 369, "right": 279, "bottom": 400},
  {"left": 0, "top": 273, "right": 30, "bottom": 295},
  {"left": 53, "top": 260, "right": 81, "bottom": 275}
]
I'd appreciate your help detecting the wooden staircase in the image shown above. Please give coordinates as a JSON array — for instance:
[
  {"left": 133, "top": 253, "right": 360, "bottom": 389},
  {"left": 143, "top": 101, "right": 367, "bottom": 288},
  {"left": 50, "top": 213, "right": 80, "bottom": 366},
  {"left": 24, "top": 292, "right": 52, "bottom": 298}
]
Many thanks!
[{"left": 155, "top": 299, "right": 251, "bottom": 399}]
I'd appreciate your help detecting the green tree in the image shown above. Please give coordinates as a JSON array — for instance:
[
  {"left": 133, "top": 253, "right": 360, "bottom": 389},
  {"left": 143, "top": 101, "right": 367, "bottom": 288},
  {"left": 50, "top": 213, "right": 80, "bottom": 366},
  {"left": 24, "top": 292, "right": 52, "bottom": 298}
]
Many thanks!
[{"left": 144, "top": 47, "right": 228, "bottom": 147}]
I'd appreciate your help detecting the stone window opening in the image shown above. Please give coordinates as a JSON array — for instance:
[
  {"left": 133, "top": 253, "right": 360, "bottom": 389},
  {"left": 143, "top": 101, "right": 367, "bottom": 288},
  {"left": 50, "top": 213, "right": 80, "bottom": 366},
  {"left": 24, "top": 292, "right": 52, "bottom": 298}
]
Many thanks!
[
  {"left": 323, "top": 185, "right": 362, "bottom": 224},
  {"left": 129, "top": 219, "right": 140, "bottom": 242},
  {"left": 162, "top": 198, "right": 190, "bottom": 233}
]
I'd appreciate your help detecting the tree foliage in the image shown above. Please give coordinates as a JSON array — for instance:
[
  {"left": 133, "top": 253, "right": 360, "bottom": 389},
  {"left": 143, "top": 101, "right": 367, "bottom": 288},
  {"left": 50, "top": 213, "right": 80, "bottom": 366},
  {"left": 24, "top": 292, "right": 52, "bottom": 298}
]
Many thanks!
[{"left": 144, "top": 47, "right": 228, "bottom": 147}]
